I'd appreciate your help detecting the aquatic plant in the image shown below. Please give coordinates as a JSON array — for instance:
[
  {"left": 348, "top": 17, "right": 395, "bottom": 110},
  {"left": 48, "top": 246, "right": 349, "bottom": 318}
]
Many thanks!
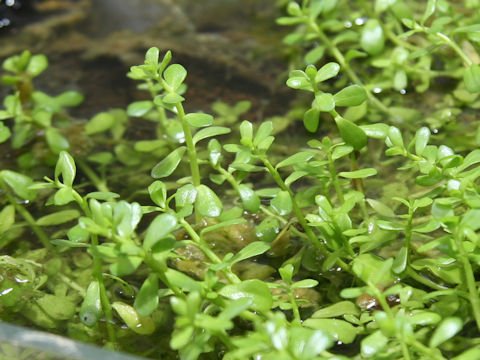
[{"left": 1, "top": 0, "right": 480, "bottom": 359}]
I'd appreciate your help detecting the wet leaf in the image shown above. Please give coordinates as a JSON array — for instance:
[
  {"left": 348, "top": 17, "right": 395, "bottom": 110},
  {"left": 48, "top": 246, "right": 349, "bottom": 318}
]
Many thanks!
[
  {"left": 361, "top": 330, "right": 388, "bottom": 357},
  {"left": 26, "top": 54, "right": 48, "bottom": 76},
  {"left": 361, "top": 19, "right": 385, "bottom": 55},
  {"left": 335, "top": 117, "right": 367, "bottom": 150},
  {"left": 55, "top": 151, "right": 76, "bottom": 187},
  {"left": 271, "top": 190, "right": 292, "bottom": 216},
  {"left": 334, "top": 85, "right": 367, "bottom": 107},
  {"left": 230, "top": 241, "right": 270, "bottom": 265},
  {"left": 339, "top": 168, "right": 377, "bottom": 178},
  {"left": 311, "top": 301, "right": 360, "bottom": 318},
  {"left": 429, "top": 317, "right": 463, "bottom": 347},
  {"left": 314, "top": 93, "right": 335, "bottom": 111},
  {"left": 219, "top": 279, "right": 273, "bottom": 312},
  {"left": 112, "top": 302, "right": 155, "bottom": 335},
  {"left": 238, "top": 184, "right": 260, "bottom": 213},
  {"left": 315, "top": 62, "right": 340, "bottom": 83},
  {"left": 151, "top": 146, "right": 186, "bottom": 178},
  {"left": 127, "top": 100, "right": 154, "bottom": 117},
  {"left": 144, "top": 213, "right": 178, "bottom": 250},
  {"left": 163, "top": 64, "right": 187, "bottom": 90},
  {"left": 195, "top": 185, "right": 222, "bottom": 217},
  {"left": 134, "top": 273, "right": 159, "bottom": 317},
  {"left": 193, "top": 126, "right": 230, "bottom": 145},
  {"left": 79, "top": 280, "right": 102, "bottom": 327},
  {"left": 303, "top": 318, "right": 357, "bottom": 344},
  {"left": 303, "top": 108, "right": 320, "bottom": 132},
  {"left": 1, "top": 170, "right": 37, "bottom": 201},
  {"left": 185, "top": 113, "right": 214, "bottom": 127},
  {"left": 276, "top": 151, "right": 315, "bottom": 169},
  {"left": 37, "top": 209, "right": 80, "bottom": 226}
]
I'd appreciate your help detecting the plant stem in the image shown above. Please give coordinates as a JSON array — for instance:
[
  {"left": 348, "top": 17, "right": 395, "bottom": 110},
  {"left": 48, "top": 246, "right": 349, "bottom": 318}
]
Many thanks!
[
  {"left": 175, "top": 102, "right": 202, "bottom": 223},
  {"left": 435, "top": 32, "right": 473, "bottom": 66},
  {"left": 326, "top": 150, "right": 344, "bottom": 204},
  {"left": 261, "top": 157, "right": 327, "bottom": 254},
  {"left": 77, "top": 159, "right": 110, "bottom": 193},
  {"left": 454, "top": 228, "right": 480, "bottom": 330}
]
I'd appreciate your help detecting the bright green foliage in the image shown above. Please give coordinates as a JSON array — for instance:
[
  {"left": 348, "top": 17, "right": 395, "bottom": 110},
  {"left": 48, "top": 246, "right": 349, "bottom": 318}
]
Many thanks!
[{"left": 1, "top": 1, "right": 480, "bottom": 359}]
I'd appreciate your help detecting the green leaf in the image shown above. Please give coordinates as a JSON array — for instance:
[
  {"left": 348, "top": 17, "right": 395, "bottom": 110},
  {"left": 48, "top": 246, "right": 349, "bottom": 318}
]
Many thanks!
[
  {"left": 52, "top": 188, "right": 74, "bottom": 209},
  {"left": 163, "top": 64, "right": 187, "bottom": 90},
  {"left": 392, "top": 246, "right": 408, "bottom": 273},
  {"left": 0, "top": 122, "right": 11, "bottom": 143},
  {"left": 315, "top": 62, "right": 340, "bottom": 83},
  {"left": 175, "top": 184, "right": 197, "bottom": 208},
  {"left": 303, "top": 108, "right": 320, "bottom": 132},
  {"left": 230, "top": 241, "right": 270, "bottom": 265},
  {"left": 1, "top": 170, "right": 37, "bottom": 201},
  {"left": 361, "top": 19, "right": 385, "bottom": 55},
  {"left": 366, "top": 198, "right": 395, "bottom": 217},
  {"left": 46, "top": 128, "right": 69, "bottom": 154},
  {"left": 415, "top": 127, "right": 430, "bottom": 156},
  {"left": 219, "top": 279, "right": 273, "bottom": 312},
  {"left": 276, "top": 151, "right": 315, "bottom": 169},
  {"left": 311, "top": 301, "right": 360, "bottom": 318},
  {"left": 339, "top": 168, "right": 377, "bottom": 178},
  {"left": 36, "top": 294, "right": 75, "bottom": 320},
  {"left": 79, "top": 280, "right": 102, "bottom": 327},
  {"left": 55, "top": 91, "right": 84, "bottom": 107},
  {"left": 151, "top": 146, "right": 186, "bottom": 178},
  {"left": 361, "top": 330, "right": 388, "bottom": 357},
  {"left": 127, "top": 100, "right": 154, "bottom": 117},
  {"left": 55, "top": 151, "right": 76, "bottom": 187},
  {"left": 112, "top": 302, "right": 155, "bottom": 335},
  {"left": 195, "top": 185, "right": 223, "bottom": 217},
  {"left": 85, "top": 191, "right": 120, "bottom": 200},
  {"left": 333, "top": 85, "right": 367, "bottom": 107},
  {"left": 26, "top": 54, "right": 48, "bottom": 76},
  {"left": 335, "top": 117, "right": 367, "bottom": 150},
  {"left": 303, "top": 318, "right": 357, "bottom": 344},
  {"left": 145, "top": 47, "right": 160, "bottom": 66},
  {"left": 314, "top": 93, "right": 335, "bottom": 111},
  {"left": 361, "top": 123, "right": 389, "bottom": 139},
  {"left": 149, "top": 181, "right": 167, "bottom": 208},
  {"left": 192, "top": 126, "right": 230, "bottom": 145},
  {"left": 429, "top": 317, "right": 463, "bottom": 347},
  {"left": 134, "top": 274, "right": 159, "bottom": 317},
  {"left": 253, "top": 121, "right": 274, "bottom": 147},
  {"left": 238, "top": 184, "right": 260, "bottom": 213},
  {"left": 305, "top": 46, "right": 326, "bottom": 64},
  {"left": 143, "top": 213, "right": 178, "bottom": 250},
  {"left": 421, "top": 0, "right": 437, "bottom": 25},
  {"left": 271, "top": 191, "right": 293, "bottom": 216},
  {"left": 0, "top": 205, "right": 15, "bottom": 235},
  {"left": 387, "top": 126, "right": 404, "bottom": 148},
  {"left": 165, "top": 269, "right": 202, "bottom": 293},
  {"left": 464, "top": 64, "right": 480, "bottom": 93},
  {"left": 37, "top": 209, "right": 80, "bottom": 226},
  {"left": 110, "top": 256, "right": 143, "bottom": 277},
  {"left": 162, "top": 93, "right": 185, "bottom": 104},
  {"left": 185, "top": 113, "right": 214, "bottom": 127}
]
